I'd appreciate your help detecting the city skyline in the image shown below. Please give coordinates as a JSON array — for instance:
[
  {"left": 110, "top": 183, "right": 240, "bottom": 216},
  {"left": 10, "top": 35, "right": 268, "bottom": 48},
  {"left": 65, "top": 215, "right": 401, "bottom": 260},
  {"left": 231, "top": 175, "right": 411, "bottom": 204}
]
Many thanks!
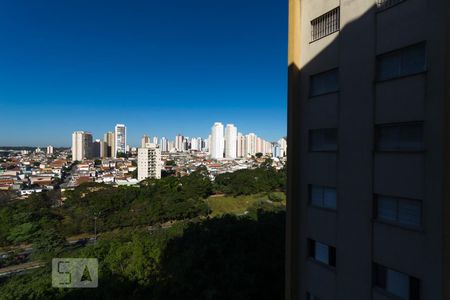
[
  {"left": 69, "top": 121, "right": 286, "bottom": 158},
  {"left": 0, "top": 1, "right": 287, "bottom": 147},
  {"left": 0, "top": 121, "right": 286, "bottom": 149}
]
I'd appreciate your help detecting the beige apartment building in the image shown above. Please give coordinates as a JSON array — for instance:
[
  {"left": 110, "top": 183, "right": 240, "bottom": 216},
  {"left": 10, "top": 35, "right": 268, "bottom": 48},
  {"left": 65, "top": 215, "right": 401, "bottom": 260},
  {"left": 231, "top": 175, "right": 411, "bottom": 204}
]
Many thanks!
[
  {"left": 137, "top": 143, "right": 162, "bottom": 181},
  {"left": 286, "top": 0, "right": 450, "bottom": 299}
]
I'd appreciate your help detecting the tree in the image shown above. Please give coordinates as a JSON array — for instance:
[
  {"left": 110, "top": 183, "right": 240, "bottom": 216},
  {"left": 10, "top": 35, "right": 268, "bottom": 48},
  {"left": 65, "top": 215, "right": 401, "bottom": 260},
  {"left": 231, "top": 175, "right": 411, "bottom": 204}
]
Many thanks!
[
  {"left": 255, "top": 152, "right": 263, "bottom": 159},
  {"left": 33, "top": 229, "right": 66, "bottom": 258},
  {"left": 165, "top": 160, "right": 176, "bottom": 166}
]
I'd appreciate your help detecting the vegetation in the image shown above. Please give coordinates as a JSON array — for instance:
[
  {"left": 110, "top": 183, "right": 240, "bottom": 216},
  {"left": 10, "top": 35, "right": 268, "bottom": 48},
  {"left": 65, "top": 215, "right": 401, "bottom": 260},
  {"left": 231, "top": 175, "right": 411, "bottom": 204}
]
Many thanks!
[
  {"left": 207, "top": 192, "right": 285, "bottom": 217},
  {"left": 0, "top": 211, "right": 284, "bottom": 300},
  {"left": 214, "top": 166, "right": 286, "bottom": 196},
  {"left": 0, "top": 166, "right": 286, "bottom": 299}
]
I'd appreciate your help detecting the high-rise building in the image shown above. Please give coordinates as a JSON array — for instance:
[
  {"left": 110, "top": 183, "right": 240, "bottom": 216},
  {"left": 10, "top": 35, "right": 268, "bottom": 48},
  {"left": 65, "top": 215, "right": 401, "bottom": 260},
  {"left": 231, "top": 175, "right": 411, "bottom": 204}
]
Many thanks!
[
  {"left": 210, "top": 122, "right": 224, "bottom": 159},
  {"left": 46, "top": 145, "right": 54, "bottom": 156},
  {"left": 224, "top": 124, "right": 237, "bottom": 159},
  {"left": 191, "top": 137, "right": 199, "bottom": 151},
  {"left": 182, "top": 138, "right": 189, "bottom": 152},
  {"left": 72, "top": 131, "right": 93, "bottom": 162},
  {"left": 175, "top": 134, "right": 184, "bottom": 151},
  {"left": 263, "top": 140, "right": 272, "bottom": 155},
  {"left": 278, "top": 137, "right": 287, "bottom": 157},
  {"left": 141, "top": 135, "right": 151, "bottom": 148},
  {"left": 207, "top": 134, "right": 211, "bottom": 154},
  {"left": 198, "top": 137, "right": 204, "bottom": 152},
  {"left": 92, "top": 140, "right": 101, "bottom": 158},
  {"left": 245, "top": 133, "right": 257, "bottom": 157},
  {"left": 89, "top": 140, "right": 108, "bottom": 159},
  {"left": 237, "top": 132, "right": 245, "bottom": 158},
  {"left": 160, "top": 137, "right": 168, "bottom": 152},
  {"left": 286, "top": 1, "right": 450, "bottom": 299},
  {"left": 104, "top": 131, "right": 115, "bottom": 158},
  {"left": 137, "top": 143, "right": 162, "bottom": 181},
  {"left": 256, "top": 137, "right": 263, "bottom": 154},
  {"left": 272, "top": 143, "right": 281, "bottom": 158},
  {"left": 115, "top": 124, "right": 126, "bottom": 156},
  {"left": 153, "top": 136, "right": 158, "bottom": 145},
  {"left": 99, "top": 141, "right": 108, "bottom": 158},
  {"left": 167, "top": 141, "right": 175, "bottom": 152}
]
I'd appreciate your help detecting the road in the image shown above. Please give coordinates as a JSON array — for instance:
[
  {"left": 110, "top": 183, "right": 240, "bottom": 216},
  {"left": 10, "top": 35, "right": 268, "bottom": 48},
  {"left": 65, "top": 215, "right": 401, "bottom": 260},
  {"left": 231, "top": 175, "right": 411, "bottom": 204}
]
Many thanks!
[{"left": 0, "top": 261, "right": 45, "bottom": 278}]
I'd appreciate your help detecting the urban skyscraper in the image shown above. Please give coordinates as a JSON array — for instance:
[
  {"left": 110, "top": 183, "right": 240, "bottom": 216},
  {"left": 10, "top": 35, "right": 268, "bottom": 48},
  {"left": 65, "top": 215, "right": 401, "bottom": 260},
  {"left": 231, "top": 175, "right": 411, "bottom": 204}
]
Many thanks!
[
  {"left": 237, "top": 132, "right": 245, "bottom": 158},
  {"left": 160, "top": 137, "right": 168, "bottom": 152},
  {"left": 210, "top": 122, "right": 224, "bottom": 159},
  {"left": 71, "top": 131, "right": 93, "bottom": 161},
  {"left": 245, "top": 133, "right": 257, "bottom": 157},
  {"left": 104, "top": 131, "right": 115, "bottom": 158},
  {"left": 286, "top": 0, "right": 450, "bottom": 299},
  {"left": 175, "top": 134, "right": 184, "bottom": 152},
  {"left": 92, "top": 139, "right": 107, "bottom": 158},
  {"left": 190, "top": 137, "right": 199, "bottom": 151},
  {"left": 114, "top": 124, "right": 126, "bottom": 156},
  {"left": 141, "top": 135, "right": 151, "bottom": 148},
  {"left": 224, "top": 124, "right": 237, "bottom": 159}
]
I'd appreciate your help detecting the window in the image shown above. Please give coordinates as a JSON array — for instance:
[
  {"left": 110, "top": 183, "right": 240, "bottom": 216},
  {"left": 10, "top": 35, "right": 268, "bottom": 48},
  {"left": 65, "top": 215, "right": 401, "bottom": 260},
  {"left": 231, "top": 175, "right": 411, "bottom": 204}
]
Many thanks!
[
  {"left": 308, "top": 239, "right": 336, "bottom": 267},
  {"left": 310, "top": 128, "right": 338, "bottom": 152},
  {"left": 375, "top": 122, "right": 424, "bottom": 152},
  {"left": 374, "top": 263, "right": 420, "bottom": 300},
  {"left": 311, "top": 7, "right": 340, "bottom": 42},
  {"left": 376, "top": 43, "right": 426, "bottom": 81},
  {"left": 375, "top": 195, "right": 422, "bottom": 228},
  {"left": 376, "top": 0, "right": 405, "bottom": 10},
  {"left": 306, "top": 292, "right": 320, "bottom": 300},
  {"left": 310, "top": 69, "right": 339, "bottom": 96},
  {"left": 310, "top": 185, "right": 337, "bottom": 210}
]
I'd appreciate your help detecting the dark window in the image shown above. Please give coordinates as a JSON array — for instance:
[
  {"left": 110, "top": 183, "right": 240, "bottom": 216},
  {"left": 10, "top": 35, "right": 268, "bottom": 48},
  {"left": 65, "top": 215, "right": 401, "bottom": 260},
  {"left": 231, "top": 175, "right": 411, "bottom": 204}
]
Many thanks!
[
  {"left": 374, "top": 263, "right": 420, "bottom": 300},
  {"left": 311, "top": 7, "right": 340, "bottom": 42},
  {"left": 375, "top": 122, "right": 424, "bottom": 152},
  {"left": 308, "top": 239, "right": 336, "bottom": 267},
  {"left": 310, "top": 68, "right": 339, "bottom": 96},
  {"left": 376, "top": 43, "right": 426, "bottom": 81},
  {"left": 375, "top": 195, "right": 422, "bottom": 228},
  {"left": 310, "top": 185, "right": 337, "bottom": 210},
  {"left": 376, "top": 0, "right": 406, "bottom": 10},
  {"left": 310, "top": 128, "right": 338, "bottom": 152}
]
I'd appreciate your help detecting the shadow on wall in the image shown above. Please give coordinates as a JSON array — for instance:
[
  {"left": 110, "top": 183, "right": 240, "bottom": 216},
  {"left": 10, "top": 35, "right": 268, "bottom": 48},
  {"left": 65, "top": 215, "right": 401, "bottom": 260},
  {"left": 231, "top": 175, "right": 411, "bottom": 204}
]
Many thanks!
[{"left": 286, "top": 0, "right": 443, "bottom": 299}]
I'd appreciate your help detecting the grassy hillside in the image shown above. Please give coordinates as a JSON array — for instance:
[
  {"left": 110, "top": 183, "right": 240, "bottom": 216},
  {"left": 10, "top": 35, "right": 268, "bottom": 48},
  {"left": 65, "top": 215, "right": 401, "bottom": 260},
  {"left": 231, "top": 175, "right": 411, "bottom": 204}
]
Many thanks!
[{"left": 207, "top": 192, "right": 286, "bottom": 217}]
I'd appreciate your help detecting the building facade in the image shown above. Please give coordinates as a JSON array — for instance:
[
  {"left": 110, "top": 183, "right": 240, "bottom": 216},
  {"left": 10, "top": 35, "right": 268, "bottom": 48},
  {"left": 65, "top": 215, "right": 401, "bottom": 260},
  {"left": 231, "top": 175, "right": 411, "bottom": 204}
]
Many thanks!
[
  {"left": 104, "top": 131, "right": 115, "bottom": 158},
  {"left": 160, "top": 137, "right": 168, "bottom": 152},
  {"left": 72, "top": 131, "right": 93, "bottom": 162},
  {"left": 287, "top": 0, "right": 450, "bottom": 299},
  {"left": 245, "top": 133, "right": 257, "bottom": 157},
  {"left": 237, "top": 132, "right": 245, "bottom": 158},
  {"left": 225, "top": 124, "right": 238, "bottom": 159},
  {"left": 141, "top": 135, "right": 151, "bottom": 148},
  {"left": 46, "top": 145, "right": 54, "bottom": 156},
  {"left": 175, "top": 134, "right": 184, "bottom": 151},
  {"left": 114, "top": 124, "right": 127, "bottom": 156},
  {"left": 210, "top": 122, "right": 224, "bottom": 159},
  {"left": 137, "top": 143, "right": 162, "bottom": 181}
]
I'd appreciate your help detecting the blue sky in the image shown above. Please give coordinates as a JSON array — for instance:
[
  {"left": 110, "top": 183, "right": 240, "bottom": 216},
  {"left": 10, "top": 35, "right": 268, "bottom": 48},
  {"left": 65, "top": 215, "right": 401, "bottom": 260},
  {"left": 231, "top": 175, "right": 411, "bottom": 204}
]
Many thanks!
[{"left": 0, "top": 0, "right": 287, "bottom": 147}]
